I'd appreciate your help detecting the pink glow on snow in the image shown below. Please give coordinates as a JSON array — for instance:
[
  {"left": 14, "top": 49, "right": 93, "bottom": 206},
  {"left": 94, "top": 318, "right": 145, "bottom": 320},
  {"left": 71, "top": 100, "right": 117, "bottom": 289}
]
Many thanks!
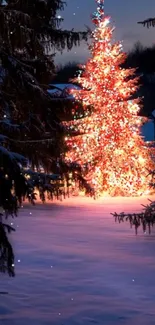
[{"left": 0, "top": 196, "right": 155, "bottom": 325}]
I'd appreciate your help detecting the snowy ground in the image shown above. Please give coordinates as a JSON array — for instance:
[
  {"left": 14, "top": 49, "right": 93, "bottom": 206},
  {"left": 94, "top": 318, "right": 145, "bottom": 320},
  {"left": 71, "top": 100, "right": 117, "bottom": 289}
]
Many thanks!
[{"left": 1, "top": 196, "right": 155, "bottom": 325}]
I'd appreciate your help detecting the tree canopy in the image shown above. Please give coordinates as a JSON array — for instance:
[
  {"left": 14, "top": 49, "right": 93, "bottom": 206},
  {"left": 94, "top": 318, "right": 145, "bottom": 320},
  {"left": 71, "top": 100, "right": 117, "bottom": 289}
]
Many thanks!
[{"left": 0, "top": 0, "right": 88, "bottom": 276}]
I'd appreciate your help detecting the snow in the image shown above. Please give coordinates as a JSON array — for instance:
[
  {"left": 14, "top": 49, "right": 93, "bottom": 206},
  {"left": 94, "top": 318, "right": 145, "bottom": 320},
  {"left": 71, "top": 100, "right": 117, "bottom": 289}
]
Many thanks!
[
  {"left": 47, "top": 83, "right": 81, "bottom": 99},
  {"left": 1, "top": 196, "right": 155, "bottom": 325},
  {"left": 1, "top": 0, "right": 7, "bottom": 5},
  {"left": 0, "top": 146, "right": 26, "bottom": 163}
]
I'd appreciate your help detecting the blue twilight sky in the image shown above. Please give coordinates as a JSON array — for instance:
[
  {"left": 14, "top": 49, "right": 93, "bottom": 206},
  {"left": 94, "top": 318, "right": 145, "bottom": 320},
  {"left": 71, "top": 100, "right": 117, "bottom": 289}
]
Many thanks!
[{"left": 56, "top": 0, "right": 155, "bottom": 64}]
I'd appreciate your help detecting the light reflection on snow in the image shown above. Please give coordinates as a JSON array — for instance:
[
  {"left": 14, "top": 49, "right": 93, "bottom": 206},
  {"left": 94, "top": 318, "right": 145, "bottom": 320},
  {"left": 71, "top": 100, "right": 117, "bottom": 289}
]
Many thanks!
[{"left": 0, "top": 196, "right": 155, "bottom": 325}]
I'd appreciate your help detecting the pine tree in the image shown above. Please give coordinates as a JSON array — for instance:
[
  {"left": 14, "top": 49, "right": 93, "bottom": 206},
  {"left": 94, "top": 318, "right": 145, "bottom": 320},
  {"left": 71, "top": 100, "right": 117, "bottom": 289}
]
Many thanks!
[
  {"left": 0, "top": 0, "right": 88, "bottom": 168},
  {"left": 64, "top": 0, "right": 154, "bottom": 197},
  {"left": 0, "top": 0, "right": 88, "bottom": 276}
]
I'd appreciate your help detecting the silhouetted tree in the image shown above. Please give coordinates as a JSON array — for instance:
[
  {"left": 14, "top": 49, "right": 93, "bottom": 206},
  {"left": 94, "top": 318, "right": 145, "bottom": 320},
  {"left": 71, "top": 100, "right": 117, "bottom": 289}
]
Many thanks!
[
  {"left": 124, "top": 42, "right": 155, "bottom": 73},
  {"left": 53, "top": 62, "right": 80, "bottom": 83},
  {"left": 0, "top": 0, "right": 88, "bottom": 276},
  {"left": 122, "top": 42, "right": 155, "bottom": 116}
]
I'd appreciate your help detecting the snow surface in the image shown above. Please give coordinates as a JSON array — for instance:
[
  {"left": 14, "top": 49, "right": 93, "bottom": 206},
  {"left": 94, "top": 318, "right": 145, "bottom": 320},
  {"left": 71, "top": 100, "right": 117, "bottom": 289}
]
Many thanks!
[
  {"left": 47, "top": 83, "right": 81, "bottom": 99},
  {"left": 1, "top": 196, "right": 155, "bottom": 325}
]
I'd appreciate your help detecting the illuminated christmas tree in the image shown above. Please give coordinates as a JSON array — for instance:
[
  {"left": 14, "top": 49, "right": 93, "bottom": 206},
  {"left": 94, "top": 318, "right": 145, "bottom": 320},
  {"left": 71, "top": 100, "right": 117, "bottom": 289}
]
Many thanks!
[{"left": 64, "top": 0, "right": 154, "bottom": 197}]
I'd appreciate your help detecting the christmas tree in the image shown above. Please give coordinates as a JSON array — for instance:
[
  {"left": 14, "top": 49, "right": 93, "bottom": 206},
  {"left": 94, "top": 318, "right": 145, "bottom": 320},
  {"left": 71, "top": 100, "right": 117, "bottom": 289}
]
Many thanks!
[{"left": 64, "top": 0, "right": 154, "bottom": 197}]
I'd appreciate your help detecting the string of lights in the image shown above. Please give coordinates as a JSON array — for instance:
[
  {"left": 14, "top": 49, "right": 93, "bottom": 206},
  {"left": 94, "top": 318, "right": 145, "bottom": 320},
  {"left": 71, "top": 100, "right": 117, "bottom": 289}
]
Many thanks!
[{"left": 63, "top": 0, "right": 154, "bottom": 197}]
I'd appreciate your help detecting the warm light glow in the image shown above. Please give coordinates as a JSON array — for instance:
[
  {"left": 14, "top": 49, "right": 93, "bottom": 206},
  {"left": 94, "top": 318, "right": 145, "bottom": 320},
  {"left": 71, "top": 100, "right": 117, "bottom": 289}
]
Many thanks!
[
  {"left": 25, "top": 174, "right": 31, "bottom": 180},
  {"left": 63, "top": 0, "right": 154, "bottom": 197}
]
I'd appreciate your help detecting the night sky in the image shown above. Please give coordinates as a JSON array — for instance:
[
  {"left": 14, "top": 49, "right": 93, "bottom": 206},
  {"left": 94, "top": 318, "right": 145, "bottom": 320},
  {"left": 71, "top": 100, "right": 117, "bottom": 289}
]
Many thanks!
[{"left": 56, "top": 0, "right": 155, "bottom": 64}]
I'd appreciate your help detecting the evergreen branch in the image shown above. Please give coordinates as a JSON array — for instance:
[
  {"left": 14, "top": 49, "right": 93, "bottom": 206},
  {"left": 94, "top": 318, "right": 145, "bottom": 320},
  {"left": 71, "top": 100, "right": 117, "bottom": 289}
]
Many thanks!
[
  {"left": 0, "top": 134, "right": 56, "bottom": 144},
  {"left": 10, "top": 138, "right": 55, "bottom": 144},
  {"left": 0, "top": 222, "right": 15, "bottom": 277},
  {"left": 137, "top": 18, "right": 155, "bottom": 28},
  {"left": 0, "top": 0, "right": 90, "bottom": 277}
]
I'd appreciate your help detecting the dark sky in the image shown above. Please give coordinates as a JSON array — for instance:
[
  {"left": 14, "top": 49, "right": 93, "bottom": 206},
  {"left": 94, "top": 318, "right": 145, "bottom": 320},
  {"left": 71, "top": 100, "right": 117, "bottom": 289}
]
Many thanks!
[{"left": 56, "top": 0, "right": 155, "bottom": 65}]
